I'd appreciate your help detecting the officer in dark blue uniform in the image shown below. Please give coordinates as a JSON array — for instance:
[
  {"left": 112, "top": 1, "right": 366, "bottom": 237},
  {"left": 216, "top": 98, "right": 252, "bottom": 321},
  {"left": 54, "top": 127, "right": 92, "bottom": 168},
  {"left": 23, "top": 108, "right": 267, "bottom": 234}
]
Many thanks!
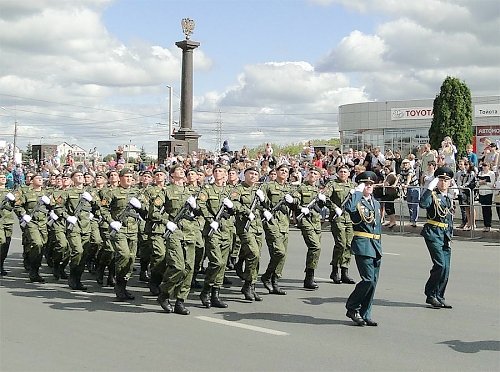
[
  {"left": 344, "top": 171, "right": 382, "bottom": 327},
  {"left": 419, "top": 167, "right": 454, "bottom": 309}
]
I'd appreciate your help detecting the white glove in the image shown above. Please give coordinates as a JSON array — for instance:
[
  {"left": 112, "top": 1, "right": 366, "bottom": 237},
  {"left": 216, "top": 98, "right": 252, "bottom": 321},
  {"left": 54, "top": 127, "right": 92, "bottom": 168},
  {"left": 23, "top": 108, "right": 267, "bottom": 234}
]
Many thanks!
[
  {"left": 89, "top": 212, "right": 94, "bottom": 220},
  {"left": 428, "top": 177, "right": 439, "bottom": 191},
  {"left": 284, "top": 194, "right": 293, "bottom": 203},
  {"left": 22, "top": 214, "right": 32, "bottom": 224},
  {"left": 355, "top": 183, "right": 365, "bottom": 193},
  {"left": 248, "top": 212, "right": 255, "bottom": 221},
  {"left": 263, "top": 209, "right": 273, "bottom": 221},
  {"left": 129, "top": 197, "right": 141, "bottom": 209},
  {"left": 49, "top": 211, "right": 59, "bottom": 221},
  {"left": 317, "top": 193, "right": 326, "bottom": 202},
  {"left": 40, "top": 195, "right": 51, "bottom": 205},
  {"left": 81, "top": 191, "right": 93, "bottom": 202},
  {"left": 300, "top": 207, "right": 310, "bottom": 215},
  {"left": 210, "top": 221, "right": 219, "bottom": 231},
  {"left": 186, "top": 196, "right": 197, "bottom": 209},
  {"left": 256, "top": 189, "right": 265, "bottom": 202},
  {"left": 5, "top": 192, "right": 15, "bottom": 202},
  {"left": 66, "top": 215, "right": 78, "bottom": 225},
  {"left": 166, "top": 221, "right": 178, "bottom": 232},
  {"left": 223, "top": 197, "right": 233, "bottom": 209},
  {"left": 334, "top": 206, "right": 343, "bottom": 217},
  {"left": 110, "top": 221, "right": 122, "bottom": 231}
]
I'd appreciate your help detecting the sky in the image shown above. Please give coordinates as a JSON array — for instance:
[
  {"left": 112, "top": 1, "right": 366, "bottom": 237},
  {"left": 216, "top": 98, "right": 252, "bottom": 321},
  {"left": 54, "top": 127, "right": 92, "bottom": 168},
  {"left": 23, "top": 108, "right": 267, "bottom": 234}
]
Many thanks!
[{"left": 0, "top": 0, "right": 499, "bottom": 157}]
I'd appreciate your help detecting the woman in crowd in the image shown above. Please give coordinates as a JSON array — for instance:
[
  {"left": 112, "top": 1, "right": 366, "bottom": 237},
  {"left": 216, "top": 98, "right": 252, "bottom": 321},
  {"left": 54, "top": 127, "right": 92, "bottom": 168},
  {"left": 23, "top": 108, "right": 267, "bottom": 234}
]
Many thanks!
[{"left": 477, "top": 162, "right": 496, "bottom": 232}]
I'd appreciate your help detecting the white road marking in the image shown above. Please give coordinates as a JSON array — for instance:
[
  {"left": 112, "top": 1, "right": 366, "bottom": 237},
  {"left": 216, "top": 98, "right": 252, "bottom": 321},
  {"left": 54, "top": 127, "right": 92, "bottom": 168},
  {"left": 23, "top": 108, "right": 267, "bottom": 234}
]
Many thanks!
[
  {"left": 196, "top": 315, "right": 289, "bottom": 336},
  {"left": 384, "top": 252, "right": 400, "bottom": 255}
]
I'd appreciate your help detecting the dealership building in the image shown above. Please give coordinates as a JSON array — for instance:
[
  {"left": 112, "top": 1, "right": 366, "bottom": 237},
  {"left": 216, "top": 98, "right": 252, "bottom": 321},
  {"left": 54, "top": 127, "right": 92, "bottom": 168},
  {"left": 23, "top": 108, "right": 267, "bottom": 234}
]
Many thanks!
[{"left": 338, "top": 95, "right": 500, "bottom": 155}]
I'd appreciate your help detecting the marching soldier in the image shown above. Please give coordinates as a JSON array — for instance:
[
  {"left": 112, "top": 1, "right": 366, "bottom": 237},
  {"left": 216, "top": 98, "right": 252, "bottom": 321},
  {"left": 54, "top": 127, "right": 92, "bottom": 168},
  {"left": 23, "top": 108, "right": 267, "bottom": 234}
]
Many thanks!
[
  {"left": 54, "top": 171, "right": 97, "bottom": 290},
  {"left": 292, "top": 166, "right": 327, "bottom": 290},
  {"left": 197, "top": 164, "right": 234, "bottom": 308},
  {"left": 136, "top": 170, "right": 153, "bottom": 282},
  {"left": 157, "top": 164, "right": 199, "bottom": 315},
  {"left": 14, "top": 173, "right": 52, "bottom": 282},
  {"left": 260, "top": 164, "right": 293, "bottom": 295},
  {"left": 324, "top": 164, "right": 356, "bottom": 284},
  {"left": 230, "top": 166, "right": 267, "bottom": 302},
  {"left": 101, "top": 168, "right": 147, "bottom": 300},
  {"left": 345, "top": 171, "right": 382, "bottom": 327},
  {"left": 419, "top": 167, "right": 454, "bottom": 309},
  {"left": 0, "top": 172, "right": 16, "bottom": 276},
  {"left": 226, "top": 167, "right": 241, "bottom": 270}
]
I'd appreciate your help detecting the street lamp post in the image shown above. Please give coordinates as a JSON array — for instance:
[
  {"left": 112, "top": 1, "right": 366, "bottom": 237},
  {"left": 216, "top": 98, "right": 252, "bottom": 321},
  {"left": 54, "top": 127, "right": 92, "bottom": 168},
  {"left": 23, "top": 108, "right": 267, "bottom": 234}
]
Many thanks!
[
  {"left": 1, "top": 107, "right": 19, "bottom": 163},
  {"left": 166, "top": 85, "right": 173, "bottom": 139}
]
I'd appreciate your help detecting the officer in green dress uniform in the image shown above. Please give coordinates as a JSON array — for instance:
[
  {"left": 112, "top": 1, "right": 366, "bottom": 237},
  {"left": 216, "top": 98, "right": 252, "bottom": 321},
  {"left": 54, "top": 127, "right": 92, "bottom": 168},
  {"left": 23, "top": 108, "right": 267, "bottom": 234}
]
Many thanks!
[
  {"left": 419, "top": 167, "right": 454, "bottom": 309},
  {"left": 197, "top": 164, "right": 234, "bottom": 308},
  {"left": 157, "top": 164, "right": 199, "bottom": 315},
  {"left": 291, "top": 166, "right": 327, "bottom": 290},
  {"left": 260, "top": 164, "right": 293, "bottom": 295},
  {"left": 345, "top": 171, "right": 382, "bottom": 327},
  {"left": 230, "top": 166, "right": 267, "bottom": 302},
  {"left": 0, "top": 172, "right": 16, "bottom": 276},
  {"left": 14, "top": 174, "right": 51, "bottom": 282},
  {"left": 323, "top": 164, "right": 356, "bottom": 284}
]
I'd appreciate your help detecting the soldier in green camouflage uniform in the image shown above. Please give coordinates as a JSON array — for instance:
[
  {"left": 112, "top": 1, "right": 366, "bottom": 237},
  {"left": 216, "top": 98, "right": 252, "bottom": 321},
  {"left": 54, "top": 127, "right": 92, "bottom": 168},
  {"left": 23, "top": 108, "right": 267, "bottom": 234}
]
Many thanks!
[
  {"left": 14, "top": 174, "right": 51, "bottom": 282},
  {"left": 226, "top": 167, "right": 241, "bottom": 269},
  {"left": 230, "top": 166, "right": 268, "bottom": 302},
  {"left": 186, "top": 168, "right": 205, "bottom": 289},
  {"left": 261, "top": 164, "right": 294, "bottom": 295},
  {"left": 54, "top": 171, "right": 97, "bottom": 290},
  {"left": 323, "top": 164, "right": 356, "bottom": 284},
  {"left": 197, "top": 164, "right": 234, "bottom": 308},
  {"left": 291, "top": 167, "right": 326, "bottom": 290},
  {"left": 101, "top": 168, "right": 147, "bottom": 300},
  {"left": 82, "top": 172, "right": 102, "bottom": 274},
  {"left": 0, "top": 172, "right": 16, "bottom": 276},
  {"left": 157, "top": 165, "right": 199, "bottom": 315},
  {"left": 136, "top": 170, "right": 153, "bottom": 282}
]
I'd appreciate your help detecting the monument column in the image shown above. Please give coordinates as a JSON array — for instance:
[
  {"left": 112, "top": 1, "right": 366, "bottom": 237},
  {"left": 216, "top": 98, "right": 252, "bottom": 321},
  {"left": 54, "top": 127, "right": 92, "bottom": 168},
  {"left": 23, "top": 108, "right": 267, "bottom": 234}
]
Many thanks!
[{"left": 172, "top": 18, "right": 201, "bottom": 153}]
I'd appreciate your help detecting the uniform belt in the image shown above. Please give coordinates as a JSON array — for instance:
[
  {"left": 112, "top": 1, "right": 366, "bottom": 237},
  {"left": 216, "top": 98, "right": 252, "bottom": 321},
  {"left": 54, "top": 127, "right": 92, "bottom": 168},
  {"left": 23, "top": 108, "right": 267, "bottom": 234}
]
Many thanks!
[
  {"left": 426, "top": 219, "right": 447, "bottom": 228},
  {"left": 353, "top": 231, "right": 381, "bottom": 240}
]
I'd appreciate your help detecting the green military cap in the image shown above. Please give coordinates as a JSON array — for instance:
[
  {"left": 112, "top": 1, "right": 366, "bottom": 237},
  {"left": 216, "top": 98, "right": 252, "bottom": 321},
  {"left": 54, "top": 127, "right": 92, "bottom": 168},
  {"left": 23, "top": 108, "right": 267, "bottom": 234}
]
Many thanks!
[
  {"left": 355, "top": 171, "right": 378, "bottom": 184},
  {"left": 107, "top": 169, "right": 119, "bottom": 178},
  {"left": 119, "top": 168, "right": 133, "bottom": 177},
  {"left": 276, "top": 164, "right": 290, "bottom": 171},
  {"left": 213, "top": 163, "right": 229, "bottom": 171},
  {"left": 141, "top": 170, "right": 153, "bottom": 177},
  {"left": 169, "top": 163, "right": 185, "bottom": 174},
  {"left": 244, "top": 166, "right": 259, "bottom": 174},
  {"left": 153, "top": 168, "right": 167, "bottom": 175},
  {"left": 62, "top": 172, "right": 71, "bottom": 179},
  {"left": 95, "top": 171, "right": 107, "bottom": 179},
  {"left": 434, "top": 166, "right": 454, "bottom": 180},
  {"left": 70, "top": 170, "right": 83, "bottom": 178},
  {"left": 186, "top": 167, "right": 198, "bottom": 174},
  {"left": 309, "top": 166, "right": 323, "bottom": 174}
]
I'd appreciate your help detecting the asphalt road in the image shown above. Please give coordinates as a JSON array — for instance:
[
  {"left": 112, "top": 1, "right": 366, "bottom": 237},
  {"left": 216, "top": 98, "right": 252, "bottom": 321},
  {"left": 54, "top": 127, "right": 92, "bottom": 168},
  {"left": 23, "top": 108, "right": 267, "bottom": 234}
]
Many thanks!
[{"left": 1, "top": 225, "right": 499, "bottom": 372}]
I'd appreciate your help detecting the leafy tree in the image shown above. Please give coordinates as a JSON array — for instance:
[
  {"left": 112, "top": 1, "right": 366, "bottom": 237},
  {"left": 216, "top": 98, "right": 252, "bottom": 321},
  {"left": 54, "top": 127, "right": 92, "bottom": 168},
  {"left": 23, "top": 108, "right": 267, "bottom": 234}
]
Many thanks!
[
  {"left": 22, "top": 142, "right": 33, "bottom": 162},
  {"left": 429, "top": 76, "right": 472, "bottom": 158},
  {"left": 140, "top": 145, "right": 147, "bottom": 160}
]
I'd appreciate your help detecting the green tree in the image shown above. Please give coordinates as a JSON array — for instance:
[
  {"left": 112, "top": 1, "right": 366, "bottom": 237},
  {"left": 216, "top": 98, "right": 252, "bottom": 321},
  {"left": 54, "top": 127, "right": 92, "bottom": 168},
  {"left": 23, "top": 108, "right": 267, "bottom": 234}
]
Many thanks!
[
  {"left": 429, "top": 76, "right": 473, "bottom": 158},
  {"left": 22, "top": 142, "right": 33, "bottom": 162}
]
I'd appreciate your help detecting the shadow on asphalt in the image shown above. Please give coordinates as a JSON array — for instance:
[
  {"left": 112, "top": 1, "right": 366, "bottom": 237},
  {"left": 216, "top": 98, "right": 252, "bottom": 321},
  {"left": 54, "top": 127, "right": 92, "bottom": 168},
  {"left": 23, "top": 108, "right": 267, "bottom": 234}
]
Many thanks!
[
  {"left": 300, "top": 296, "right": 426, "bottom": 308},
  {"left": 215, "top": 310, "right": 352, "bottom": 326},
  {"left": 438, "top": 340, "right": 500, "bottom": 353}
]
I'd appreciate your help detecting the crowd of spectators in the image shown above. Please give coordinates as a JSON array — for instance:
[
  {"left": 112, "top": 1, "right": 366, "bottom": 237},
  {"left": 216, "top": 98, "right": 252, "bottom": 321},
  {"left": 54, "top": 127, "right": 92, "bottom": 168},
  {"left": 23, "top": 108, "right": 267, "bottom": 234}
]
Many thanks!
[{"left": 1, "top": 137, "right": 499, "bottom": 231}]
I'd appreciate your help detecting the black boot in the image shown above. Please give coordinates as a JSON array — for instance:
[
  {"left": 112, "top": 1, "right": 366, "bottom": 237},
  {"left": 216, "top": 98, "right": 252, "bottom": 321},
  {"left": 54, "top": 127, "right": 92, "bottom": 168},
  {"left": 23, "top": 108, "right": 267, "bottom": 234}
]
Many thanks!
[
  {"left": 157, "top": 293, "right": 173, "bottom": 313},
  {"left": 59, "top": 266, "right": 68, "bottom": 280},
  {"left": 52, "top": 261, "right": 60, "bottom": 280},
  {"left": 261, "top": 271, "right": 273, "bottom": 293},
  {"left": 106, "top": 263, "right": 116, "bottom": 287},
  {"left": 29, "top": 268, "right": 45, "bottom": 283},
  {"left": 211, "top": 287, "right": 228, "bottom": 308},
  {"left": 96, "top": 264, "right": 105, "bottom": 285},
  {"left": 234, "top": 259, "right": 244, "bottom": 280},
  {"left": 68, "top": 268, "right": 80, "bottom": 289},
  {"left": 271, "top": 274, "right": 287, "bottom": 295},
  {"left": 223, "top": 275, "right": 233, "bottom": 285},
  {"left": 149, "top": 273, "right": 161, "bottom": 296},
  {"left": 226, "top": 256, "right": 235, "bottom": 270},
  {"left": 174, "top": 298, "right": 190, "bottom": 315},
  {"left": 139, "top": 269, "right": 150, "bottom": 283},
  {"left": 123, "top": 280, "right": 135, "bottom": 300},
  {"left": 341, "top": 267, "right": 356, "bottom": 284},
  {"left": 330, "top": 266, "right": 341, "bottom": 284},
  {"left": 304, "top": 268, "right": 319, "bottom": 290},
  {"left": 241, "top": 281, "right": 253, "bottom": 301},
  {"left": 0, "top": 264, "right": 7, "bottom": 276},
  {"left": 114, "top": 278, "right": 128, "bottom": 301},
  {"left": 251, "top": 284, "right": 263, "bottom": 301},
  {"left": 74, "top": 268, "right": 87, "bottom": 291},
  {"left": 199, "top": 284, "right": 211, "bottom": 308}
]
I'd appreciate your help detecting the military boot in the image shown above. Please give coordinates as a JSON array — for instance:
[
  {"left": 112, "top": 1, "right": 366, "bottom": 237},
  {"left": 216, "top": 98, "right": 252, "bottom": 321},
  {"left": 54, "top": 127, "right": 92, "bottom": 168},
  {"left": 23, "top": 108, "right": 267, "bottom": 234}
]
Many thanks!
[
  {"left": 211, "top": 287, "right": 228, "bottom": 308},
  {"left": 271, "top": 274, "right": 287, "bottom": 295},
  {"left": 174, "top": 299, "right": 190, "bottom": 315},
  {"left": 0, "top": 264, "right": 7, "bottom": 276},
  {"left": 330, "top": 266, "right": 341, "bottom": 284},
  {"left": 199, "top": 283, "right": 211, "bottom": 308},
  {"left": 59, "top": 259, "right": 69, "bottom": 279},
  {"left": 123, "top": 280, "right": 135, "bottom": 300},
  {"left": 241, "top": 281, "right": 253, "bottom": 301},
  {"left": 157, "top": 292, "right": 173, "bottom": 313},
  {"left": 114, "top": 278, "right": 128, "bottom": 301},
  {"left": 304, "top": 268, "right": 319, "bottom": 290},
  {"left": 52, "top": 261, "right": 61, "bottom": 280},
  {"left": 191, "top": 270, "right": 202, "bottom": 290},
  {"left": 234, "top": 259, "right": 244, "bottom": 280},
  {"left": 341, "top": 267, "right": 356, "bottom": 284},
  {"left": 68, "top": 268, "right": 79, "bottom": 289},
  {"left": 96, "top": 264, "right": 105, "bottom": 285},
  {"left": 139, "top": 269, "right": 150, "bottom": 283},
  {"left": 149, "top": 273, "right": 161, "bottom": 296},
  {"left": 29, "top": 268, "right": 45, "bottom": 283},
  {"left": 251, "top": 284, "right": 263, "bottom": 302},
  {"left": 261, "top": 271, "right": 273, "bottom": 293},
  {"left": 74, "top": 268, "right": 87, "bottom": 291},
  {"left": 106, "top": 263, "right": 116, "bottom": 287}
]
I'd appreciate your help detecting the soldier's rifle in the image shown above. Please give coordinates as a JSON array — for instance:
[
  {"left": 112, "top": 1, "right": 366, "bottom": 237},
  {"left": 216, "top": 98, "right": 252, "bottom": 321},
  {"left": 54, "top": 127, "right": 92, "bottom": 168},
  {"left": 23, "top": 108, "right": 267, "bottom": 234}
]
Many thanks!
[
  {"left": 110, "top": 201, "right": 144, "bottom": 237},
  {"left": 296, "top": 193, "right": 325, "bottom": 223},
  {"left": 163, "top": 201, "right": 193, "bottom": 239},
  {"left": 207, "top": 200, "right": 230, "bottom": 237},
  {"left": 67, "top": 192, "right": 92, "bottom": 231},
  {"left": 0, "top": 192, "right": 15, "bottom": 210},
  {"left": 20, "top": 195, "right": 50, "bottom": 228},
  {"left": 244, "top": 184, "right": 264, "bottom": 232}
]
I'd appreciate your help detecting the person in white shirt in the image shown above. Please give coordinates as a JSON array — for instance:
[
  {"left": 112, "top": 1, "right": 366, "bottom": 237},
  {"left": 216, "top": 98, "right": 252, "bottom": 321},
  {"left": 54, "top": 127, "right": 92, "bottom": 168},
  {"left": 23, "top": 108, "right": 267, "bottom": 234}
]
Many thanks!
[{"left": 477, "top": 162, "right": 496, "bottom": 232}]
